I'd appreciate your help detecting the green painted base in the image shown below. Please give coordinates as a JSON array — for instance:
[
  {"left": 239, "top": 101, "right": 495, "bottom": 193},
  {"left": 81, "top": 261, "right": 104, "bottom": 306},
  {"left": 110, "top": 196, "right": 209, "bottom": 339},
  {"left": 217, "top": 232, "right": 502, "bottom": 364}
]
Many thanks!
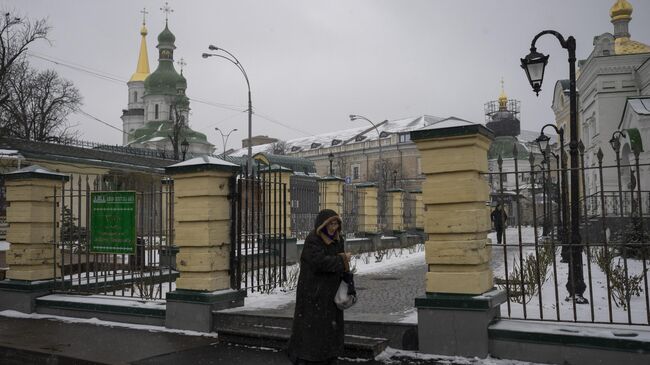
[
  {"left": 415, "top": 288, "right": 506, "bottom": 311},
  {"left": 0, "top": 279, "right": 55, "bottom": 292},
  {"left": 166, "top": 288, "right": 246, "bottom": 304}
]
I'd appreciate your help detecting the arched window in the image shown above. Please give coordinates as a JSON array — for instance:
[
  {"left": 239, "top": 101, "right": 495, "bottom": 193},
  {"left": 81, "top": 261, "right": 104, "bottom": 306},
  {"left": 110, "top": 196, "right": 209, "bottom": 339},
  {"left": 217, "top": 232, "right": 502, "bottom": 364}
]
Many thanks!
[
  {"left": 155, "top": 104, "right": 159, "bottom": 119},
  {"left": 133, "top": 91, "right": 138, "bottom": 103}
]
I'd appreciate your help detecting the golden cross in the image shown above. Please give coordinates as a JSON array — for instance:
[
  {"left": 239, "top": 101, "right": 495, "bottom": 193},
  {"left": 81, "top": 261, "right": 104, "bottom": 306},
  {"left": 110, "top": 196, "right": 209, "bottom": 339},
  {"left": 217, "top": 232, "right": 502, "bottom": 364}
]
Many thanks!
[
  {"left": 500, "top": 77, "right": 504, "bottom": 91},
  {"left": 140, "top": 8, "right": 148, "bottom": 25},
  {"left": 160, "top": 2, "right": 173, "bottom": 23}
]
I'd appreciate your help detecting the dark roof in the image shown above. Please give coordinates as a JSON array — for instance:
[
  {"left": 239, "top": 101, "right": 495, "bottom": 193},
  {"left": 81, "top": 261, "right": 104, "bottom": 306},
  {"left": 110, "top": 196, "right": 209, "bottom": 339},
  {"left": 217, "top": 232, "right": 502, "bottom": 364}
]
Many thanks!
[{"left": 0, "top": 137, "right": 179, "bottom": 173}]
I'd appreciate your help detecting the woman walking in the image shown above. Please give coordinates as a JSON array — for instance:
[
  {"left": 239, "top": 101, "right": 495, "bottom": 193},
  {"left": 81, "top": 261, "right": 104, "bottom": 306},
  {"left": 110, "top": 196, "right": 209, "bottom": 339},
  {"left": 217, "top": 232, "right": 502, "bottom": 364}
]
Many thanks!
[{"left": 287, "top": 209, "right": 352, "bottom": 365}]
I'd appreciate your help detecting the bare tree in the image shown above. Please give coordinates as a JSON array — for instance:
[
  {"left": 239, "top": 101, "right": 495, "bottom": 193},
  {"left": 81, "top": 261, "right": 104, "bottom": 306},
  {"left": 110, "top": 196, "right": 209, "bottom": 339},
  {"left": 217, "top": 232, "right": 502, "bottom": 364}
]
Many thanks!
[
  {"left": 269, "top": 140, "right": 287, "bottom": 155},
  {"left": 168, "top": 99, "right": 188, "bottom": 160},
  {"left": 0, "top": 11, "right": 50, "bottom": 106},
  {"left": 0, "top": 59, "right": 81, "bottom": 141}
]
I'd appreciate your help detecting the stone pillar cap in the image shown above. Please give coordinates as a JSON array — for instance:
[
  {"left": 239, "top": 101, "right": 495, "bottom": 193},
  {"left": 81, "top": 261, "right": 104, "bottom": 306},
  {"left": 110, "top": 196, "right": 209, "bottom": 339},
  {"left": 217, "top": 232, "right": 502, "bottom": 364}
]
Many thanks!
[
  {"left": 318, "top": 175, "right": 344, "bottom": 182},
  {"left": 166, "top": 156, "right": 240, "bottom": 174},
  {"left": 355, "top": 182, "right": 377, "bottom": 188},
  {"left": 411, "top": 122, "right": 494, "bottom": 142},
  {"left": 386, "top": 188, "right": 404, "bottom": 193},
  {"left": 3, "top": 165, "right": 69, "bottom": 181}
]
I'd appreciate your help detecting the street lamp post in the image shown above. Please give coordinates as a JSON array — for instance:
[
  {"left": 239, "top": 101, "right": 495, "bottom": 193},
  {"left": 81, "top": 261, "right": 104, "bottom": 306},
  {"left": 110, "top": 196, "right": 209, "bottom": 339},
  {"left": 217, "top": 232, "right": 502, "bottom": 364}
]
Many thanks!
[
  {"left": 350, "top": 114, "right": 388, "bottom": 231},
  {"left": 181, "top": 138, "right": 189, "bottom": 161},
  {"left": 215, "top": 127, "right": 238, "bottom": 158},
  {"left": 203, "top": 46, "right": 252, "bottom": 174},
  {"left": 522, "top": 30, "right": 587, "bottom": 303},
  {"left": 536, "top": 124, "right": 569, "bottom": 261},
  {"left": 609, "top": 130, "right": 626, "bottom": 216}
]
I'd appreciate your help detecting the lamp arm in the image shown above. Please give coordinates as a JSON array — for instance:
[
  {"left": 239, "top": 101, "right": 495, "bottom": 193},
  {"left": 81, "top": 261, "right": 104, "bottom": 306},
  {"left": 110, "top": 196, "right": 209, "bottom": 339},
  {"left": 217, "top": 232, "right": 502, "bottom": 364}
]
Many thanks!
[
  {"left": 207, "top": 53, "right": 251, "bottom": 92},
  {"left": 531, "top": 30, "right": 569, "bottom": 50}
]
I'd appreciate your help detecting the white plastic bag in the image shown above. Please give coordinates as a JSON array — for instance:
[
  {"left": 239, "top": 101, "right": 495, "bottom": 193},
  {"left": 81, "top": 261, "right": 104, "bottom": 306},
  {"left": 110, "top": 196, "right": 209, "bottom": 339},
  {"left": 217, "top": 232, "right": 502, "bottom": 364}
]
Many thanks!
[{"left": 334, "top": 280, "right": 357, "bottom": 310}]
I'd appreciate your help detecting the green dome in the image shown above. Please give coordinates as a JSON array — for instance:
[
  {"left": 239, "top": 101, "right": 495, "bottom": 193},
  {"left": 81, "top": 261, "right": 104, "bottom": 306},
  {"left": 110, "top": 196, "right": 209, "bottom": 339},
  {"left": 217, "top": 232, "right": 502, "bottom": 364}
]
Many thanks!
[
  {"left": 488, "top": 136, "right": 530, "bottom": 160},
  {"left": 130, "top": 121, "right": 209, "bottom": 145},
  {"left": 158, "top": 24, "right": 176, "bottom": 44},
  {"left": 144, "top": 64, "right": 185, "bottom": 95}
]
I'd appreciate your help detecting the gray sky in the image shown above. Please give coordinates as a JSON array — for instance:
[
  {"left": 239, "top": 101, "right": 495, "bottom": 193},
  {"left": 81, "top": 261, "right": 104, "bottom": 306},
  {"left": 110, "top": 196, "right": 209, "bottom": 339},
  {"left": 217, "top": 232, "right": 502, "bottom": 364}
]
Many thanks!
[{"left": 3, "top": 0, "right": 650, "bottom": 151}]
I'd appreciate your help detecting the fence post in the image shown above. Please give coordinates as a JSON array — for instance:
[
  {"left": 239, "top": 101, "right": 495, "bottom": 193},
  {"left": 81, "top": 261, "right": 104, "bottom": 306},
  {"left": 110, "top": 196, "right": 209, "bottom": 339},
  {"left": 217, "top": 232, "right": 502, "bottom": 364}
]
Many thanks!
[
  {"left": 411, "top": 124, "right": 505, "bottom": 357},
  {"left": 318, "top": 176, "right": 344, "bottom": 212},
  {"left": 386, "top": 188, "right": 404, "bottom": 233},
  {"left": 356, "top": 183, "right": 379, "bottom": 234},
  {"left": 0, "top": 166, "right": 68, "bottom": 313},
  {"left": 164, "top": 157, "right": 244, "bottom": 332}
]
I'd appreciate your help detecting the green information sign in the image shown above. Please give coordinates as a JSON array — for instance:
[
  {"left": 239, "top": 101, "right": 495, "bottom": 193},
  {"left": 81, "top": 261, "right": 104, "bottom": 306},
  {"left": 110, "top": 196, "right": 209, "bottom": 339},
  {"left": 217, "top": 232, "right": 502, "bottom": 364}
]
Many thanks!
[{"left": 90, "top": 191, "right": 136, "bottom": 254}]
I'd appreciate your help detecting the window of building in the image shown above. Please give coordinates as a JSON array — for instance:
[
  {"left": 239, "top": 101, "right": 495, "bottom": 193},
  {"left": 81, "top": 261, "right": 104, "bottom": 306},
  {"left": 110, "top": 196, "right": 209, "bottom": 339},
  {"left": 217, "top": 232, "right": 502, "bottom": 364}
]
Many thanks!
[
  {"left": 399, "top": 133, "right": 411, "bottom": 143},
  {"left": 331, "top": 139, "right": 342, "bottom": 146},
  {"left": 379, "top": 131, "right": 390, "bottom": 138},
  {"left": 355, "top": 135, "right": 367, "bottom": 142},
  {"left": 351, "top": 164, "right": 360, "bottom": 180},
  {"left": 291, "top": 146, "right": 302, "bottom": 152},
  {"left": 133, "top": 91, "right": 138, "bottom": 103},
  {"left": 310, "top": 142, "right": 321, "bottom": 149},
  {"left": 416, "top": 157, "right": 422, "bottom": 176},
  {"left": 155, "top": 104, "right": 159, "bottom": 119}
]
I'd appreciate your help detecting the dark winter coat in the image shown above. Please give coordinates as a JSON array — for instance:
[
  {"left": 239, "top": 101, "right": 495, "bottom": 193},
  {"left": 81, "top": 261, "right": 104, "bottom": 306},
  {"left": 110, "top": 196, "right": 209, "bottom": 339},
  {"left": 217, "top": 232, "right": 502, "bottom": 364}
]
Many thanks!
[
  {"left": 287, "top": 209, "right": 349, "bottom": 363},
  {"left": 491, "top": 208, "right": 507, "bottom": 228}
]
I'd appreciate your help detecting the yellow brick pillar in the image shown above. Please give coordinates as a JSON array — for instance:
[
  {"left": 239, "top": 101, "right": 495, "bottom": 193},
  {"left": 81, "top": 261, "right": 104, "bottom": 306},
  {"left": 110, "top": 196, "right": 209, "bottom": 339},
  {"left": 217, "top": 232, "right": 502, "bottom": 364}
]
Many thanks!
[
  {"left": 318, "top": 176, "right": 343, "bottom": 212},
  {"left": 411, "top": 124, "right": 505, "bottom": 357},
  {"left": 386, "top": 189, "right": 404, "bottom": 232},
  {"left": 164, "top": 157, "right": 245, "bottom": 332},
  {"left": 413, "top": 190, "right": 424, "bottom": 230},
  {"left": 261, "top": 166, "right": 292, "bottom": 236},
  {"left": 356, "top": 183, "right": 378, "bottom": 234},
  {"left": 0, "top": 165, "right": 68, "bottom": 313}
]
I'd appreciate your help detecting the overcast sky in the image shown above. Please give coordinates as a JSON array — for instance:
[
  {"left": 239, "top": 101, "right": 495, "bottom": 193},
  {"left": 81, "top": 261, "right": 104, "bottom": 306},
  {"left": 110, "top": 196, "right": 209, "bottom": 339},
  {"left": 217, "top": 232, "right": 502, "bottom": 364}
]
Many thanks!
[{"left": 3, "top": 0, "right": 650, "bottom": 151}]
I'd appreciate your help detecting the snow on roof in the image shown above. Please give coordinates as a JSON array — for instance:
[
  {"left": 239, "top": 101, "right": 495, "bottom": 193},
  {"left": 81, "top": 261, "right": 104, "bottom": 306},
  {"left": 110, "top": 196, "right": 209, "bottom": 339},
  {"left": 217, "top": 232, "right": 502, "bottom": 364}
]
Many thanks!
[
  {"left": 228, "top": 115, "right": 558, "bottom": 157},
  {"left": 229, "top": 115, "right": 444, "bottom": 157},
  {"left": 628, "top": 97, "right": 650, "bottom": 115},
  {"left": 168, "top": 155, "right": 238, "bottom": 168}
]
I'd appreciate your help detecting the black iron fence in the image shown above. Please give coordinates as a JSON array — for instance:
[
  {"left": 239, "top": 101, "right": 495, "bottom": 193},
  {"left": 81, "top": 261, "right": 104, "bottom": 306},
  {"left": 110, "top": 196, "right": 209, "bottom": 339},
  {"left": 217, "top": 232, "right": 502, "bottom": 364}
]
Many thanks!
[
  {"left": 291, "top": 174, "right": 319, "bottom": 239},
  {"left": 484, "top": 145, "right": 649, "bottom": 326},
  {"left": 231, "top": 163, "right": 288, "bottom": 292},
  {"left": 403, "top": 191, "right": 417, "bottom": 232},
  {"left": 342, "top": 184, "right": 364, "bottom": 238},
  {"left": 53, "top": 174, "right": 176, "bottom": 300}
]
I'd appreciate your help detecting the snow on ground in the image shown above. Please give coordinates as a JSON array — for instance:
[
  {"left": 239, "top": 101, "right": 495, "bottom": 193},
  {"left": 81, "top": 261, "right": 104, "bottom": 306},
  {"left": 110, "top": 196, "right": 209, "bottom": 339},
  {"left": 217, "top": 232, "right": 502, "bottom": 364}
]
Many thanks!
[
  {"left": 489, "top": 227, "right": 650, "bottom": 325},
  {"left": 376, "top": 348, "right": 550, "bottom": 365},
  {"left": 241, "top": 244, "right": 426, "bottom": 311},
  {"left": 0, "top": 309, "right": 219, "bottom": 338}
]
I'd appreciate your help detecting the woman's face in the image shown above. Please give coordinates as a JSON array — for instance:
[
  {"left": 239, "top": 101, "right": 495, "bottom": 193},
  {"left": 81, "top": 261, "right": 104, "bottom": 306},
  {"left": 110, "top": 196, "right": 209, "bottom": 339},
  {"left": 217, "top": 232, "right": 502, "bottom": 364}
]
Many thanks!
[{"left": 326, "top": 219, "right": 340, "bottom": 235}]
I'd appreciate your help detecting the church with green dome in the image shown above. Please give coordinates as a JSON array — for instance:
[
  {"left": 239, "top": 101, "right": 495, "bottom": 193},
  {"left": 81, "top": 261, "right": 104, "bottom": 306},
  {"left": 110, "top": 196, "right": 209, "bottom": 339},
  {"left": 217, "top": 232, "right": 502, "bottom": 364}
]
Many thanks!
[{"left": 120, "top": 14, "right": 214, "bottom": 157}]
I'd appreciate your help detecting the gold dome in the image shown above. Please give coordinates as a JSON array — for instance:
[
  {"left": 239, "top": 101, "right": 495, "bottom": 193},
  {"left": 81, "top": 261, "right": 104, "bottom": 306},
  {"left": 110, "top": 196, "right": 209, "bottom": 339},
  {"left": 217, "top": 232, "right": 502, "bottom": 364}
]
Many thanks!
[
  {"left": 610, "top": 0, "right": 633, "bottom": 22},
  {"left": 615, "top": 37, "right": 650, "bottom": 55},
  {"left": 140, "top": 24, "right": 148, "bottom": 36}
]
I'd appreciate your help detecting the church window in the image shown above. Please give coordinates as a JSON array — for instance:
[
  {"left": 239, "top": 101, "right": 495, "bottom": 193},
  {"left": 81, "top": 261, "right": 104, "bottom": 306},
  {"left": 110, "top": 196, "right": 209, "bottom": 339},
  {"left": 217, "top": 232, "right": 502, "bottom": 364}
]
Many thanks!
[
  {"left": 355, "top": 135, "right": 366, "bottom": 142},
  {"left": 155, "top": 104, "right": 159, "bottom": 119},
  {"left": 351, "top": 164, "right": 360, "bottom": 180},
  {"left": 379, "top": 131, "right": 390, "bottom": 138},
  {"left": 291, "top": 146, "right": 302, "bottom": 152},
  {"left": 331, "top": 139, "right": 342, "bottom": 146},
  {"left": 133, "top": 91, "right": 138, "bottom": 103}
]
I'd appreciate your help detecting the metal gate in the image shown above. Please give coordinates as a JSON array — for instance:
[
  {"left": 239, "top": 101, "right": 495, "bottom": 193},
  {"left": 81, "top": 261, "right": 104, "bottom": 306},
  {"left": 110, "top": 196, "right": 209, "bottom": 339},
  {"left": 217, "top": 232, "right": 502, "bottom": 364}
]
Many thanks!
[
  {"left": 290, "top": 174, "right": 319, "bottom": 239},
  {"left": 342, "top": 184, "right": 363, "bottom": 238},
  {"left": 231, "top": 163, "right": 289, "bottom": 292},
  {"left": 53, "top": 174, "right": 176, "bottom": 300}
]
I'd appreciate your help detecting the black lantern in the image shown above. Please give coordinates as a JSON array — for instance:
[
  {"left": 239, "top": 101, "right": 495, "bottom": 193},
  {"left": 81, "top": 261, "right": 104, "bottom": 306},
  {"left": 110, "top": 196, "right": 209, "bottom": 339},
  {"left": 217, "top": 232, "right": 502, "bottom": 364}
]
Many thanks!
[
  {"left": 520, "top": 48, "right": 549, "bottom": 96},
  {"left": 181, "top": 138, "right": 190, "bottom": 161},
  {"left": 535, "top": 131, "right": 551, "bottom": 153},
  {"left": 609, "top": 130, "right": 625, "bottom": 153}
]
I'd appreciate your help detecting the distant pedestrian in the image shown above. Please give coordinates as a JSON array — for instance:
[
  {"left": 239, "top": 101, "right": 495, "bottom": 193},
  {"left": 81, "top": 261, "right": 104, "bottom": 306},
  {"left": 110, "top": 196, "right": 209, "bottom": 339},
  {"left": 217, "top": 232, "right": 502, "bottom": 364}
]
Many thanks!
[
  {"left": 287, "top": 209, "right": 353, "bottom": 365},
  {"left": 491, "top": 203, "right": 508, "bottom": 244}
]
